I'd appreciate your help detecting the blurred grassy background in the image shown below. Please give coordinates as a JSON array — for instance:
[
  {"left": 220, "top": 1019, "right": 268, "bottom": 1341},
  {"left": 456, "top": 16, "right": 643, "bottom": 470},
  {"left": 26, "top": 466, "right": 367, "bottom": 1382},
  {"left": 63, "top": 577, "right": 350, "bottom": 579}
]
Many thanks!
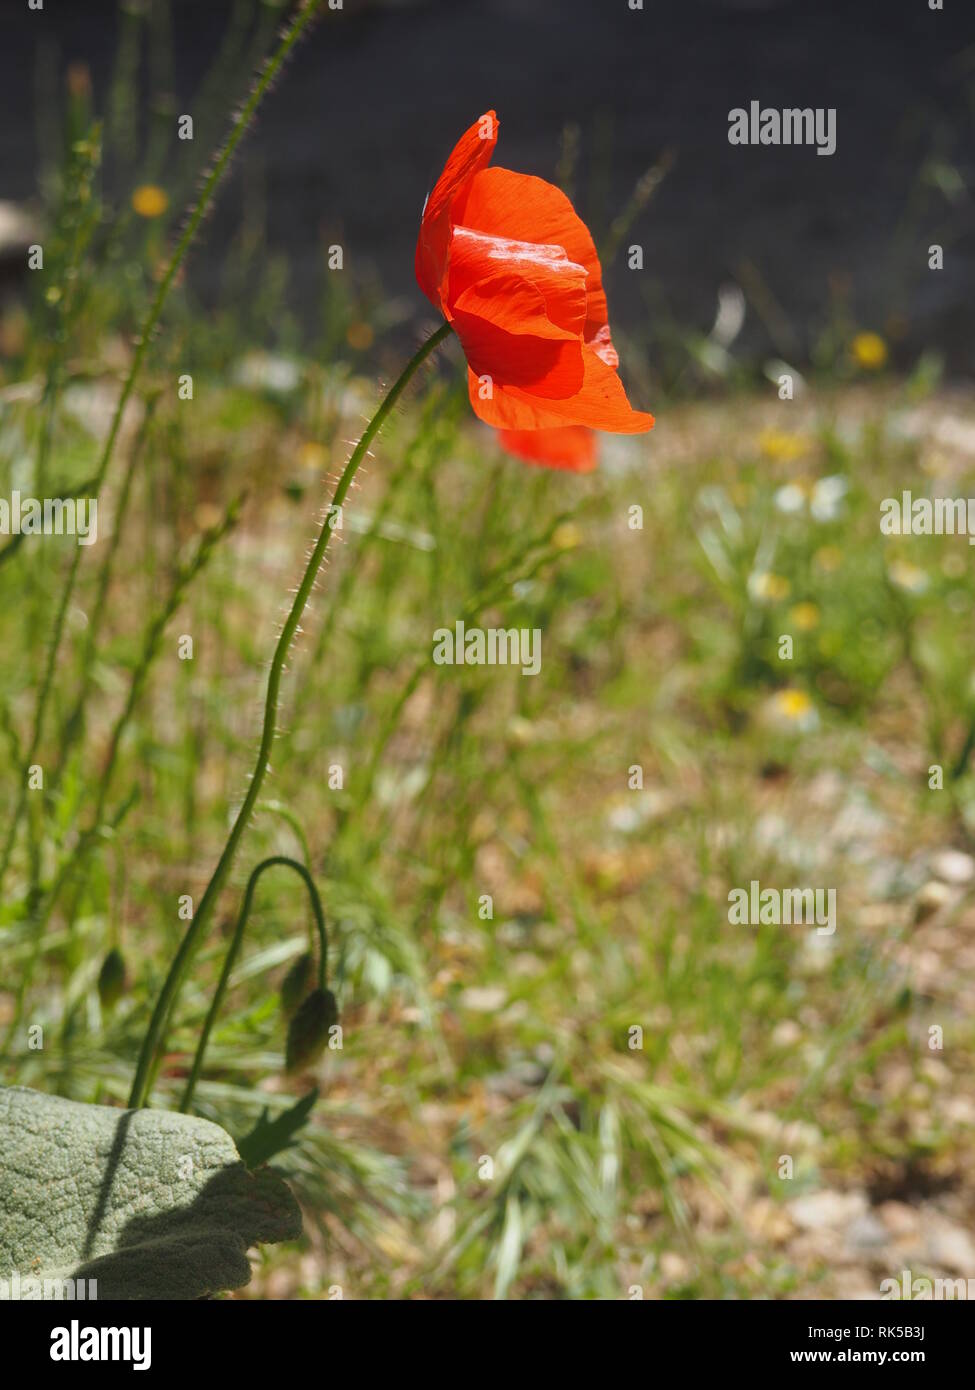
[{"left": 1, "top": 0, "right": 974, "bottom": 1300}]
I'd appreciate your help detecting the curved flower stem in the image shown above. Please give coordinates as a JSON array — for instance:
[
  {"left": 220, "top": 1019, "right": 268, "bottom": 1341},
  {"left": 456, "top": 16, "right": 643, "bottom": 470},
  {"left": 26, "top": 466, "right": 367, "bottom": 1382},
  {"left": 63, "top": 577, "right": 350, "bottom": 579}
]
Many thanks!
[
  {"left": 128, "top": 319, "right": 453, "bottom": 1108},
  {"left": 179, "top": 855, "right": 327, "bottom": 1114},
  {"left": 0, "top": 0, "right": 325, "bottom": 892}
]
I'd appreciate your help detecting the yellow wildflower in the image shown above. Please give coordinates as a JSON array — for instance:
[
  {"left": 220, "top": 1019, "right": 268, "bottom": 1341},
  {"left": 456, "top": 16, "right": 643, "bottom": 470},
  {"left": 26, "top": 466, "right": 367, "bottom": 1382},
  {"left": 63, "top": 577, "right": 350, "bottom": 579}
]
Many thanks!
[
  {"left": 131, "top": 184, "right": 169, "bottom": 219},
  {"left": 775, "top": 689, "right": 812, "bottom": 720},
  {"left": 552, "top": 522, "right": 582, "bottom": 551},
  {"left": 887, "top": 560, "right": 929, "bottom": 594},
  {"left": 764, "top": 687, "right": 819, "bottom": 734},
  {"left": 758, "top": 429, "right": 808, "bottom": 464},
  {"left": 790, "top": 602, "right": 820, "bottom": 631},
  {"left": 814, "top": 545, "right": 843, "bottom": 573},
  {"left": 851, "top": 332, "right": 888, "bottom": 370},
  {"left": 749, "top": 571, "right": 791, "bottom": 603}
]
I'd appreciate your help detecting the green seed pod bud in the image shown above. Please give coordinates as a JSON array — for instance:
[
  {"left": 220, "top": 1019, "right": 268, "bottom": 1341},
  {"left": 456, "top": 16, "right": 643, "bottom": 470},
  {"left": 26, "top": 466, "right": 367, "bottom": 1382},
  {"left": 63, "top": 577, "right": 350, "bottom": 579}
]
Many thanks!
[
  {"left": 280, "top": 951, "right": 314, "bottom": 1019},
  {"left": 97, "top": 947, "right": 127, "bottom": 1009},
  {"left": 285, "top": 988, "right": 338, "bottom": 1074}
]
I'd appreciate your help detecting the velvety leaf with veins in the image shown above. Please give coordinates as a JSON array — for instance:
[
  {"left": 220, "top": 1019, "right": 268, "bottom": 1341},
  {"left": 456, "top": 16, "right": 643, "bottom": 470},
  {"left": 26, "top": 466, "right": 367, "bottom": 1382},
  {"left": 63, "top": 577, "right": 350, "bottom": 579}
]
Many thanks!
[{"left": 0, "top": 1086, "right": 302, "bottom": 1300}]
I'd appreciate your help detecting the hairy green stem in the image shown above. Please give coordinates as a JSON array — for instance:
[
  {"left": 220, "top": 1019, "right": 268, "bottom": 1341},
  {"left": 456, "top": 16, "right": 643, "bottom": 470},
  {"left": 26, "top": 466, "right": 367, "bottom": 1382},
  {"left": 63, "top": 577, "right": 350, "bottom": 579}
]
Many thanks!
[
  {"left": 128, "top": 320, "right": 452, "bottom": 1108},
  {"left": 179, "top": 855, "right": 327, "bottom": 1114}
]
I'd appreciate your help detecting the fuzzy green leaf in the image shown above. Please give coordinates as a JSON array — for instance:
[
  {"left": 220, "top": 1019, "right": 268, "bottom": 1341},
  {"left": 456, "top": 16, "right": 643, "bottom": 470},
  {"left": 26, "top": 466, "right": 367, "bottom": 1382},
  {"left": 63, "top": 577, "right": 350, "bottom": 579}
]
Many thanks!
[{"left": 0, "top": 1086, "right": 302, "bottom": 1300}]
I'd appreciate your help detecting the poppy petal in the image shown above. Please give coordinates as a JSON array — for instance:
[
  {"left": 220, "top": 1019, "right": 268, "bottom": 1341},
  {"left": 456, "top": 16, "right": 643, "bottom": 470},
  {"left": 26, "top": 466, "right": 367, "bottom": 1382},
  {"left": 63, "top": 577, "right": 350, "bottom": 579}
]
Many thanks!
[
  {"left": 454, "top": 290, "right": 586, "bottom": 398},
  {"left": 459, "top": 165, "right": 617, "bottom": 363},
  {"left": 467, "top": 346, "right": 654, "bottom": 433},
  {"left": 448, "top": 227, "right": 588, "bottom": 338},
  {"left": 497, "top": 426, "right": 597, "bottom": 473},
  {"left": 452, "top": 270, "right": 581, "bottom": 343},
  {"left": 415, "top": 111, "right": 498, "bottom": 308}
]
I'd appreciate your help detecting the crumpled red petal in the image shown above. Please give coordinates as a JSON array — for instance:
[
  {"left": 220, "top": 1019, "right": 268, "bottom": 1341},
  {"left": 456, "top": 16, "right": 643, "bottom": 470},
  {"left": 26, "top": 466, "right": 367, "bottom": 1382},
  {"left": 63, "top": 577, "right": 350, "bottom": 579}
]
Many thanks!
[
  {"left": 457, "top": 166, "right": 618, "bottom": 365},
  {"left": 415, "top": 111, "right": 498, "bottom": 309},
  {"left": 448, "top": 227, "right": 588, "bottom": 338},
  {"left": 455, "top": 306, "right": 585, "bottom": 398},
  {"left": 467, "top": 346, "right": 653, "bottom": 433}
]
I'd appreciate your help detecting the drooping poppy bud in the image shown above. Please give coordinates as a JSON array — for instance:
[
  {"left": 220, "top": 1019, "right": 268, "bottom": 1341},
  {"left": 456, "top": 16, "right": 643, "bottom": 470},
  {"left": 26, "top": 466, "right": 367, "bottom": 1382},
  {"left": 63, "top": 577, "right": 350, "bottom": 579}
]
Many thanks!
[
  {"left": 97, "top": 947, "right": 127, "bottom": 1009},
  {"left": 285, "top": 988, "right": 338, "bottom": 1074},
  {"left": 279, "top": 950, "right": 314, "bottom": 1020}
]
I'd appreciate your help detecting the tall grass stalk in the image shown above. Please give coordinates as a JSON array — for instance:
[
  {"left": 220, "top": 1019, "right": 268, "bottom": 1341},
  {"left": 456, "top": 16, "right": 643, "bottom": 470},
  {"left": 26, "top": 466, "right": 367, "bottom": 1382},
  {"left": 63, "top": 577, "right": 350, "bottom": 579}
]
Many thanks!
[
  {"left": 0, "top": 0, "right": 325, "bottom": 892},
  {"left": 2, "top": 498, "right": 244, "bottom": 1058},
  {"left": 55, "top": 399, "right": 159, "bottom": 783}
]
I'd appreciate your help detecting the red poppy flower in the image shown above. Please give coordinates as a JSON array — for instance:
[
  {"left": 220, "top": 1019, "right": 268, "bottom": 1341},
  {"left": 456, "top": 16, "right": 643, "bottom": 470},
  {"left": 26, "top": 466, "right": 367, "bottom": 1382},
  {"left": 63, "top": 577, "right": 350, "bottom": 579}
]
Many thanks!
[{"left": 416, "top": 110, "right": 653, "bottom": 469}]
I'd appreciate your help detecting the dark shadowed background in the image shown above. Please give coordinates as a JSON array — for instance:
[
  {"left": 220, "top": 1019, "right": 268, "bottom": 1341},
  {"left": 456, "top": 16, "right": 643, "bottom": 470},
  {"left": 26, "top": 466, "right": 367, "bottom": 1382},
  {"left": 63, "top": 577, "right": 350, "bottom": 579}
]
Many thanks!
[{"left": 2, "top": 0, "right": 973, "bottom": 370}]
